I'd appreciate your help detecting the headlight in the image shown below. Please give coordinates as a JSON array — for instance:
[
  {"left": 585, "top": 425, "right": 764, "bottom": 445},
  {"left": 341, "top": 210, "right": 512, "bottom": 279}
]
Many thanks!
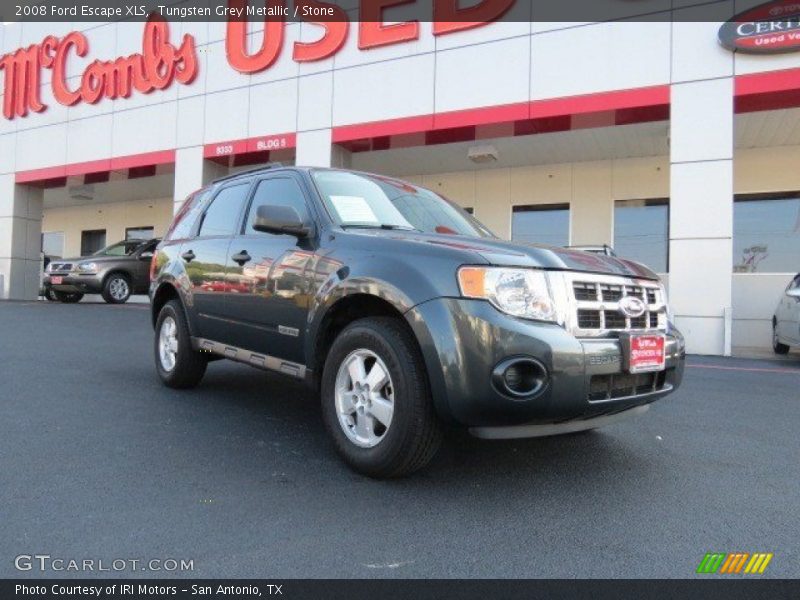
[
  {"left": 458, "top": 267, "right": 556, "bottom": 322},
  {"left": 77, "top": 262, "right": 98, "bottom": 273}
]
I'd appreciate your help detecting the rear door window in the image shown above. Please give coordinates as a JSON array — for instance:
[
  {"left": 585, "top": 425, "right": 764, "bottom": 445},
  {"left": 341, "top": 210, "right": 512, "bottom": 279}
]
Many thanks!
[
  {"left": 198, "top": 184, "right": 251, "bottom": 237},
  {"left": 167, "top": 190, "right": 209, "bottom": 241}
]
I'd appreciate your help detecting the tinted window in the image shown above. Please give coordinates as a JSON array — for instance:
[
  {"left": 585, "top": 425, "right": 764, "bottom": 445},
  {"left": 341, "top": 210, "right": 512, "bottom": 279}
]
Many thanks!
[
  {"left": 614, "top": 199, "right": 669, "bottom": 273},
  {"left": 199, "top": 184, "right": 250, "bottom": 237},
  {"left": 81, "top": 230, "right": 106, "bottom": 255},
  {"left": 733, "top": 194, "right": 800, "bottom": 273},
  {"left": 246, "top": 178, "right": 309, "bottom": 234},
  {"left": 512, "top": 204, "right": 570, "bottom": 247},
  {"left": 168, "top": 190, "right": 210, "bottom": 240},
  {"left": 93, "top": 240, "right": 148, "bottom": 256}
]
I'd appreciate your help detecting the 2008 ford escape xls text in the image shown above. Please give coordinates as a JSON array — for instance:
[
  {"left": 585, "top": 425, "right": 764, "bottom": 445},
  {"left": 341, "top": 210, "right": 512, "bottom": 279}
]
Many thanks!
[{"left": 150, "top": 166, "right": 685, "bottom": 478}]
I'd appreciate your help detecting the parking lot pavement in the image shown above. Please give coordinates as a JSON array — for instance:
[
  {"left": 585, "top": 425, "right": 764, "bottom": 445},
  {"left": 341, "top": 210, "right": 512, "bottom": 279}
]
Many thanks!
[{"left": 1, "top": 301, "right": 798, "bottom": 579}]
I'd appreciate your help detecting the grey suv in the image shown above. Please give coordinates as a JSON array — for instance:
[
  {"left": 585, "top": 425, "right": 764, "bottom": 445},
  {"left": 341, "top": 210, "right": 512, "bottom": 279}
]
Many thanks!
[
  {"left": 45, "top": 238, "right": 159, "bottom": 304},
  {"left": 150, "top": 166, "right": 685, "bottom": 477}
]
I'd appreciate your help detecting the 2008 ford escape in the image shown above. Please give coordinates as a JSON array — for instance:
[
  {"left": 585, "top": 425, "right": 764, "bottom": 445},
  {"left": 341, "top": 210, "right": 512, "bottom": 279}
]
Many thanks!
[{"left": 150, "top": 166, "right": 685, "bottom": 478}]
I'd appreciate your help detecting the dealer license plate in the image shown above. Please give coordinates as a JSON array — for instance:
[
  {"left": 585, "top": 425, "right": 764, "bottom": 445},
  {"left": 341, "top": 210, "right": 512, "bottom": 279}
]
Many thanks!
[
  {"left": 51, "top": 276, "right": 63, "bottom": 285},
  {"left": 628, "top": 334, "right": 665, "bottom": 373}
]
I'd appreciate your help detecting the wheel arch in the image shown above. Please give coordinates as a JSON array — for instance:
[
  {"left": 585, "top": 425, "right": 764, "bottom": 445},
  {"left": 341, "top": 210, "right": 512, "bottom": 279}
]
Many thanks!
[
  {"left": 151, "top": 281, "right": 182, "bottom": 329},
  {"left": 308, "top": 293, "right": 424, "bottom": 391}
]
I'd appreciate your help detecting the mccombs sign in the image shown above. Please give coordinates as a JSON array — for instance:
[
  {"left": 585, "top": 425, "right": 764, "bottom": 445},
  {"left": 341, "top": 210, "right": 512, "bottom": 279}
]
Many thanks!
[{"left": 0, "top": 0, "right": 514, "bottom": 121}]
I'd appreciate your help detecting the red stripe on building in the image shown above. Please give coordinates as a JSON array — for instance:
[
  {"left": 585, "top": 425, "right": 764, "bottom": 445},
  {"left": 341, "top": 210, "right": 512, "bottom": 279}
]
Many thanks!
[
  {"left": 15, "top": 150, "right": 175, "bottom": 185},
  {"left": 529, "top": 85, "right": 670, "bottom": 119},
  {"left": 203, "top": 133, "right": 297, "bottom": 160},
  {"left": 734, "top": 67, "right": 800, "bottom": 113}
]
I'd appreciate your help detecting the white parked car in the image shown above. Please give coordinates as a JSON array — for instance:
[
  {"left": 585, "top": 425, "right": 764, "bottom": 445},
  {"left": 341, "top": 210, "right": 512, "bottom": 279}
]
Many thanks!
[{"left": 773, "top": 273, "right": 800, "bottom": 354}]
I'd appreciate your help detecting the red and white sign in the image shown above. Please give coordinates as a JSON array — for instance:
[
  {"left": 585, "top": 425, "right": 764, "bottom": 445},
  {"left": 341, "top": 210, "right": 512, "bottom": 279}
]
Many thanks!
[
  {"left": 203, "top": 133, "right": 297, "bottom": 159},
  {"left": 0, "top": 15, "right": 198, "bottom": 120},
  {"left": 719, "top": 0, "right": 800, "bottom": 54},
  {"left": 628, "top": 334, "right": 666, "bottom": 374},
  {"left": 0, "top": 0, "right": 513, "bottom": 121}
]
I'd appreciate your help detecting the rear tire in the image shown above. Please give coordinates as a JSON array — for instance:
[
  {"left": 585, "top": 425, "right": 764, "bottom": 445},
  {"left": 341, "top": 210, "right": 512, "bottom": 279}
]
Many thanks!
[
  {"left": 54, "top": 291, "right": 83, "bottom": 303},
  {"left": 773, "top": 323, "right": 790, "bottom": 355},
  {"left": 320, "top": 317, "right": 442, "bottom": 478},
  {"left": 154, "top": 299, "right": 207, "bottom": 389},
  {"left": 102, "top": 273, "right": 131, "bottom": 304}
]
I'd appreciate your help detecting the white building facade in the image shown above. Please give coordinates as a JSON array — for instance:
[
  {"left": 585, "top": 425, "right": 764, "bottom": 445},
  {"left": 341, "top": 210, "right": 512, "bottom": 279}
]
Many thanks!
[{"left": 2, "top": 3, "right": 800, "bottom": 356}]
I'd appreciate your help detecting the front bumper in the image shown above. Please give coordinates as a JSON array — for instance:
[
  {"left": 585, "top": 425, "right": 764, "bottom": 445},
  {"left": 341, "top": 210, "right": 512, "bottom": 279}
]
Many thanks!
[
  {"left": 404, "top": 297, "right": 685, "bottom": 428},
  {"left": 43, "top": 273, "right": 104, "bottom": 294}
]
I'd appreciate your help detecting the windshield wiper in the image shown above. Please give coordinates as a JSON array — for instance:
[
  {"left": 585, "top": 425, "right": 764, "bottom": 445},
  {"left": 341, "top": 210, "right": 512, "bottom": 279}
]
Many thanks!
[{"left": 341, "top": 224, "right": 419, "bottom": 231}]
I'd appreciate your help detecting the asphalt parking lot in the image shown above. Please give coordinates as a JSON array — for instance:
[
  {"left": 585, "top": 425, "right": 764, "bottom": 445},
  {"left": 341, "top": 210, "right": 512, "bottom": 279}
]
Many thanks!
[{"left": 1, "top": 301, "right": 799, "bottom": 579}]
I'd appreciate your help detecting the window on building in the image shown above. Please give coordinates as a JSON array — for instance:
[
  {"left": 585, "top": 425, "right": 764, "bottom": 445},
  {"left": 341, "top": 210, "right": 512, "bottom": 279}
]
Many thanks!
[
  {"left": 246, "top": 178, "right": 310, "bottom": 234},
  {"left": 198, "top": 184, "right": 250, "bottom": 237},
  {"left": 614, "top": 198, "right": 669, "bottom": 273},
  {"left": 125, "top": 226, "right": 154, "bottom": 241},
  {"left": 512, "top": 204, "right": 570, "bottom": 247},
  {"left": 41, "top": 231, "right": 64, "bottom": 259},
  {"left": 81, "top": 230, "right": 106, "bottom": 256},
  {"left": 733, "top": 193, "right": 800, "bottom": 273}
]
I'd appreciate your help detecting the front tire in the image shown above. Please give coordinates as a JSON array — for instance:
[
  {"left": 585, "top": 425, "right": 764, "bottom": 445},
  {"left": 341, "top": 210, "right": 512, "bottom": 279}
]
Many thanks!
[
  {"left": 54, "top": 290, "right": 83, "bottom": 303},
  {"left": 154, "top": 299, "right": 207, "bottom": 388},
  {"left": 102, "top": 273, "right": 131, "bottom": 304},
  {"left": 44, "top": 287, "right": 59, "bottom": 302},
  {"left": 773, "top": 322, "right": 790, "bottom": 355},
  {"left": 321, "top": 317, "right": 442, "bottom": 478}
]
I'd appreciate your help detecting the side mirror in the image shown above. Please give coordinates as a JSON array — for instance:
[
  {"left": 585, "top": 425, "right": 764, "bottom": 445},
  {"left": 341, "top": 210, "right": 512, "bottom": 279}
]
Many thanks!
[
  {"left": 253, "top": 204, "right": 310, "bottom": 237},
  {"left": 787, "top": 288, "right": 800, "bottom": 298},
  {"left": 139, "top": 251, "right": 154, "bottom": 261}
]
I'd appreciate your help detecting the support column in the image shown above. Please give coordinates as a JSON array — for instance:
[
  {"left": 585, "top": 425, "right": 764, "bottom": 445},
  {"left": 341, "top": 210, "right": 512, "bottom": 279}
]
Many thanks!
[
  {"left": 296, "top": 129, "right": 351, "bottom": 168},
  {"left": 0, "top": 174, "right": 44, "bottom": 300},
  {"left": 173, "top": 146, "right": 226, "bottom": 215},
  {"left": 669, "top": 78, "right": 734, "bottom": 356}
]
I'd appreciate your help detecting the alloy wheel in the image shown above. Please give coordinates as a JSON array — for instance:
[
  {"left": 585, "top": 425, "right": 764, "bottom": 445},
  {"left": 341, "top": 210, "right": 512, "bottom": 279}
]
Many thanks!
[
  {"left": 158, "top": 316, "right": 179, "bottom": 372},
  {"left": 334, "top": 349, "right": 395, "bottom": 448}
]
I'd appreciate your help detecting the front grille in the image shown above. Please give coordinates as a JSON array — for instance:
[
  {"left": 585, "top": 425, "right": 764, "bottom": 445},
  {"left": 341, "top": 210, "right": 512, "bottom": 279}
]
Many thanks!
[
  {"left": 566, "top": 274, "right": 666, "bottom": 336},
  {"left": 588, "top": 370, "right": 668, "bottom": 401}
]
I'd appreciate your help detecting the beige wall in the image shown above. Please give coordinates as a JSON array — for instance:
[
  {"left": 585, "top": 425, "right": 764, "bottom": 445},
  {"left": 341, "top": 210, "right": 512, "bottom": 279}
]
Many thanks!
[
  {"left": 408, "top": 156, "right": 669, "bottom": 247},
  {"left": 42, "top": 197, "right": 173, "bottom": 258}
]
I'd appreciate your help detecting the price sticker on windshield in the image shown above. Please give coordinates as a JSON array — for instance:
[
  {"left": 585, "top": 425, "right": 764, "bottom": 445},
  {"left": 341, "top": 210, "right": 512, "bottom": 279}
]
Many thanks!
[{"left": 330, "top": 196, "right": 379, "bottom": 224}]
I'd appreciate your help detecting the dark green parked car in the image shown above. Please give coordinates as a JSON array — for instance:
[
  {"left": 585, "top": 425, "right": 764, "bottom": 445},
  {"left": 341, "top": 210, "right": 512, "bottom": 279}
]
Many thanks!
[{"left": 150, "top": 166, "right": 685, "bottom": 478}]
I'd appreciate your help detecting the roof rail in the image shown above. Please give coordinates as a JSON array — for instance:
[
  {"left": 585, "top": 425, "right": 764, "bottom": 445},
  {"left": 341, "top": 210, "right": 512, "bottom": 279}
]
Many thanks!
[{"left": 211, "top": 162, "right": 285, "bottom": 184}]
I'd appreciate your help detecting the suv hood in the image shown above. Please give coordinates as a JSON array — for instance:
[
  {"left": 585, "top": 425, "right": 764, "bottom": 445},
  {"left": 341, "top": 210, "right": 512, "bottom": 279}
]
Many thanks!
[
  {"left": 353, "top": 230, "right": 660, "bottom": 280},
  {"left": 54, "top": 255, "right": 130, "bottom": 264}
]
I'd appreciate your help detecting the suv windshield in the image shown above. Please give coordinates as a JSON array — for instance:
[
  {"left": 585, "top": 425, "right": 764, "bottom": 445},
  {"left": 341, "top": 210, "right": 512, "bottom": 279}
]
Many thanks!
[
  {"left": 312, "top": 170, "right": 493, "bottom": 238},
  {"left": 92, "top": 240, "right": 148, "bottom": 257}
]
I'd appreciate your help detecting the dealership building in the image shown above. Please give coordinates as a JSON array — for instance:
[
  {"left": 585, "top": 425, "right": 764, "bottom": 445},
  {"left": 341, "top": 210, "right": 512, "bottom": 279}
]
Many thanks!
[{"left": 1, "top": 3, "right": 800, "bottom": 356}]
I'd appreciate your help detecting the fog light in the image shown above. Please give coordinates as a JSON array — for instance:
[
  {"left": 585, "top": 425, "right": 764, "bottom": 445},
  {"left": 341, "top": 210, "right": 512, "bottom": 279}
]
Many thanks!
[{"left": 492, "top": 357, "right": 548, "bottom": 398}]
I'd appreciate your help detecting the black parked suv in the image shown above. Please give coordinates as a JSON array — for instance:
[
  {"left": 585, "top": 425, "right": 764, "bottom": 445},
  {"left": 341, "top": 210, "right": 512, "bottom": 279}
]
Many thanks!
[
  {"left": 150, "top": 166, "right": 685, "bottom": 477},
  {"left": 45, "top": 238, "right": 159, "bottom": 304}
]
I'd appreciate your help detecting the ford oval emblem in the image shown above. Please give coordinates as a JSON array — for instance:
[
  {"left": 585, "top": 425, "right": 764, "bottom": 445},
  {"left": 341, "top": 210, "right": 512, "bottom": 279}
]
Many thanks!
[{"left": 619, "top": 296, "right": 646, "bottom": 318}]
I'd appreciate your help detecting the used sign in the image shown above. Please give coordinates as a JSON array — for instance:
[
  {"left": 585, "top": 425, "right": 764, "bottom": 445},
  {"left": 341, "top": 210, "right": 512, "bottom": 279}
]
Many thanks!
[{"left": 719, "top": 0, "right": 800, "bottom": 54}]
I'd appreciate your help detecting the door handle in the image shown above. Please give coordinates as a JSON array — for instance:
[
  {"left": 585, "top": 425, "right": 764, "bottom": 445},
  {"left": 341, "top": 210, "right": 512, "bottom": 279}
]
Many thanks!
[
  {"left": 181, "top": 250, "right": 195, "bottom": 262},
  {"left": 231, "top": 251, "right": 251, "bottom": 266}
]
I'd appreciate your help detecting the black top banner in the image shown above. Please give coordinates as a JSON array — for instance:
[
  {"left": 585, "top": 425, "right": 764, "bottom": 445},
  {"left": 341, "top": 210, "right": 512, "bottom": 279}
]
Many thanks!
[{"left": 0, "top": 0, "right": 766, "bottom": 23}]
